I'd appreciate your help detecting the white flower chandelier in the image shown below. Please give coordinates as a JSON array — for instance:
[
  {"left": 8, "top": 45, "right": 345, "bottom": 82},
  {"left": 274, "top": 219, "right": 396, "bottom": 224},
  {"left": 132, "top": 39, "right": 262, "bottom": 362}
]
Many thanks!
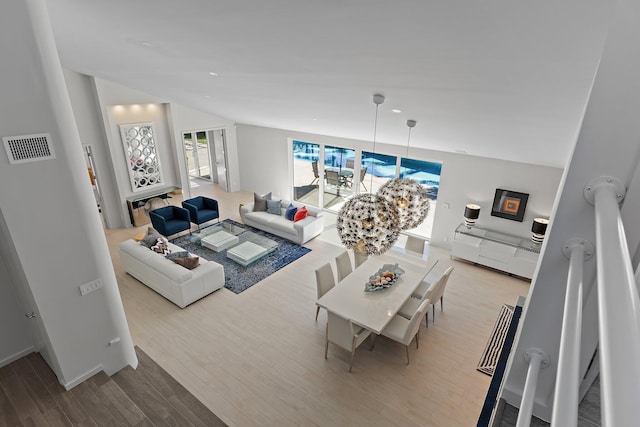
[
  {"left": 336, "top": 93, "right": 400, "bottom": 256},
  {"left": 377, "top": 177, "right": 430, "bottom": 230},
  {"left": 376, "top": 119, "right": 430, "bottom": 230},
  {"left": 337, "top": 193, "right": 400, "bottom": 255}
]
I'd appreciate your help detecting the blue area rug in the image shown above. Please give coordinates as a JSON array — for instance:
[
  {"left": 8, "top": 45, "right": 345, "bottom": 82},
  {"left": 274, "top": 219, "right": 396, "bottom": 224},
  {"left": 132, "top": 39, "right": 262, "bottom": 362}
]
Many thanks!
[{"left": 171, "top": 219, "right": 311, "bottom": 294}]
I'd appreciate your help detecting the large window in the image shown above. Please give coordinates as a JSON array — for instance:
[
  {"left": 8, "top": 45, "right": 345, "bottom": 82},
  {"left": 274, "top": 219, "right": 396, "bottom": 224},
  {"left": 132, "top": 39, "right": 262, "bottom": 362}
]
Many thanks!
[
  {"left": 292, "top": 140, "right": 320, "bottom": 207},
  {"left": 291, "top": 140, "right": 443, "bottom": 239},
  {"left": 361, "top": 151, "right": 397, "bottom": 194},
  {"left": 400, "top": 157, "right": 442, "bottom": 238},
  {"left": 323, "top": 146, "right": 355, "bottom": 211}
]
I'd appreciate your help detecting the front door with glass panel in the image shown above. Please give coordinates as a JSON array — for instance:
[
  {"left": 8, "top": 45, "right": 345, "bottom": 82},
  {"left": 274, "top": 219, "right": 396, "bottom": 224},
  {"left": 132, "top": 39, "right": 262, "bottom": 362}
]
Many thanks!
[{"left": 183, "top": 131, "right": 212, "bottom": 181}]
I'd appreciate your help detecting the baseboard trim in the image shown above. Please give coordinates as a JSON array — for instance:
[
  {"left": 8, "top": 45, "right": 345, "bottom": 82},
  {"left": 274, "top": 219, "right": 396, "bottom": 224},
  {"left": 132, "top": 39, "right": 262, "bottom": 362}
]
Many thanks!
[
  {"left": 63, "top": 364, "right": 104, "bottom": 390},
  {"left": 0, "top": 346, "right": 35, "bottom": 368}
]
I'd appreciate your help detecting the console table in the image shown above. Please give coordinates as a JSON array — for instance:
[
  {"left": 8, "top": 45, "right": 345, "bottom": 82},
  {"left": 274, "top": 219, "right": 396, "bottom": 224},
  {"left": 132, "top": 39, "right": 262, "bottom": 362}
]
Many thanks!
[
  {"left": 451, "top": 223, "right": 540, "bottom": 280},
  {"left": 125, "top": 185, "right": 181, "bottom": 227}
]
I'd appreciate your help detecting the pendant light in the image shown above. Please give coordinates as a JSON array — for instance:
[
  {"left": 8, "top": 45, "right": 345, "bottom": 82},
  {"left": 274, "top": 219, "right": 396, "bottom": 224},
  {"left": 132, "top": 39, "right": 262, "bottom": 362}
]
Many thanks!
[
  {"left": 336, "top": 94, "right": 400, "bottom": 255},
  {"left": 377, "top": 119, "right": 430, "bottom": 230}
]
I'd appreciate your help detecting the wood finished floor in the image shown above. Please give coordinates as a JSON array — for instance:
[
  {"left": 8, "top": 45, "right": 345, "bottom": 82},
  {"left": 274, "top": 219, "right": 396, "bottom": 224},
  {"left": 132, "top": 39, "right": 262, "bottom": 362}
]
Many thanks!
[
  {"left": 103, "top": 181, "right": 532, "bottom": 427},
  {"left": 0, "top": 347, "right": 225, "bottom": 426}
]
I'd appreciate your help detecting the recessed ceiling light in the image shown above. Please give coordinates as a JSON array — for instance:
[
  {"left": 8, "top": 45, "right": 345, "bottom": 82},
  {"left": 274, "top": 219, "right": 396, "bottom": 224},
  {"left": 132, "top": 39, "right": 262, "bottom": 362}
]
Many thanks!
[
  {"left": 204, "top": 95, "right": 212, "bottom": 99},
  {"left": 391, "top": 109, "right": 402, "bottom": 113},
  {"left": 208, "top": 72, "right": 219, "bottom": 77},
  {"left": 141, "top": 41, "right": 153, "bottom": 48},
  {"left": 312, "top": 118, "right": 318, "bottom": 121}
]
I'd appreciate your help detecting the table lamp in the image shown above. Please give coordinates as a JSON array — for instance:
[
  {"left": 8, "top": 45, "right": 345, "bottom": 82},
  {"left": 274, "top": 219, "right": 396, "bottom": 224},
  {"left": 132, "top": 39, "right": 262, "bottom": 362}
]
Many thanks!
[{"left": 464, "top": 204, "right": 481, "bottom": 228}]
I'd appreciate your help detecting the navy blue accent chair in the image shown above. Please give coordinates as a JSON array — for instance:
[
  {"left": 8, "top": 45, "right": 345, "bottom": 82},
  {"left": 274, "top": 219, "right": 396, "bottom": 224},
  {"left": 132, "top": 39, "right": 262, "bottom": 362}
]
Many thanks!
[
  {"left": 182, "top": 196, "right": 220, "bottom": 230},
  {"left": 149, "top": 206, "right": 191, "bottom": 238}
]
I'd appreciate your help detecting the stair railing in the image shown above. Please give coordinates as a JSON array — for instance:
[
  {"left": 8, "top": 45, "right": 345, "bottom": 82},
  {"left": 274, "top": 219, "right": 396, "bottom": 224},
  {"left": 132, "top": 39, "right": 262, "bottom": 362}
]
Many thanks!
[
  {"left": 584, "top": 176, "right": 640, "bottom": 426},
  {"left": 550, "top": 240, "right": 590, "bottom": 425}
]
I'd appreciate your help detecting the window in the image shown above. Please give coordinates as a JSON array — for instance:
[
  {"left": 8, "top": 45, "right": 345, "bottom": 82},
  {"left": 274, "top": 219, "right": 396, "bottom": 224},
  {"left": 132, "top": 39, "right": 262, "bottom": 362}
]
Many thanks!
[
  {"left": 361, "top": 151, "right": 397, "bottom": 194},
  {"left": 323, "top": 146, "right": 355, "bottom": 211},
  {"left": 400, "top": 157, "right": 442, "bottom": 239},
  {"left": 292, "top": 140, "right": 320, "bottom": 207}
]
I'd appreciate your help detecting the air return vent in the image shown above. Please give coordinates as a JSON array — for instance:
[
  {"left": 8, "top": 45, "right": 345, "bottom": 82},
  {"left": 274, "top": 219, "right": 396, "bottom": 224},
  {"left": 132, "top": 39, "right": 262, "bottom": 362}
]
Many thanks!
[{"left": 3, "top": 133, "right": 55, "bottom": 164}]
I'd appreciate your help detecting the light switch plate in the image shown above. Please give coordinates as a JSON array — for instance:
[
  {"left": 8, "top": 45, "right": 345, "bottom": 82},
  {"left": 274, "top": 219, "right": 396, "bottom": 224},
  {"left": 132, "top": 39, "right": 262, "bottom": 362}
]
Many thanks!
[{"left": 79, "top": 279, "right": 103, "bottom": 296}]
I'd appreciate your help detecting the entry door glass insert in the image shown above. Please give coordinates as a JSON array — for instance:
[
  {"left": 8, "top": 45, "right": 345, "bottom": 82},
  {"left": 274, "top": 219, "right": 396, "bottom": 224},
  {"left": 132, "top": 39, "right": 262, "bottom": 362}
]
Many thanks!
[
  {"left": 292, "top": 140, "right": 320, "bottom": 207},
  {"left": 183, "top": 131, "right": 212, "bottom": 181}
]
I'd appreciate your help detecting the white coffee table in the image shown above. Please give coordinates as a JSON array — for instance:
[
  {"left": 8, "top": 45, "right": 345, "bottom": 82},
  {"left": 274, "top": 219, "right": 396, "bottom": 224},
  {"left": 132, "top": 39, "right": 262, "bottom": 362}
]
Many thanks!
[
  {"left": 226, "top": 241, "right": 270, "bottom": 266},
  {"left": 201, "top": 231, "right": 240, "bottom": 252}
]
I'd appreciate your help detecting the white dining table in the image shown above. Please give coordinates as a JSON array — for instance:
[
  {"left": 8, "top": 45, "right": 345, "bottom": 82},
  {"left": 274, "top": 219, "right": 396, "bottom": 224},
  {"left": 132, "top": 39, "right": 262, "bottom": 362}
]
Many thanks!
[{"left": 316, "top": 251, "right": 439, "bottom": 334}]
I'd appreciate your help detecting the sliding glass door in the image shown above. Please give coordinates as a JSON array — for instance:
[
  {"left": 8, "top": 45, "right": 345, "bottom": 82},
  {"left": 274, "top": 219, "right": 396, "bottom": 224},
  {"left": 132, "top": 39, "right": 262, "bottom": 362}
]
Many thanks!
[{"left": 292, "top": 140, "right": 320, "bottom": 207}]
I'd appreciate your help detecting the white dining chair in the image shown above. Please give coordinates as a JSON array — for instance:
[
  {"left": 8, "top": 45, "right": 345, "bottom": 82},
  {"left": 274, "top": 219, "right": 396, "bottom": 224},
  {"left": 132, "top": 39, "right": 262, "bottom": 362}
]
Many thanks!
[
  {"left": 429, "top": 266, "right": 454, "bottom": 322},
  {"left": 377, "top": 299, "right": 430, "bottom": 365},
  {"left": 315, "top": 263, "right": 336, "bottom": 321},
  {"left": 335, "top": 250, "right": 353, "bottom": 281},
  {"left": 404, "top": 235, "right": 426, "bottom": 257},
  {"left": 353, "top": 250, "right": 368, "bottom": 268},
  {"left": 400, "top": 264, "right": 451, "bottom": 327},
  {"left": 325, "top": 310, "right": 372, "bottom": 372},
  {"left": 410, "top": 259, "right": 442, "bottom": 299}
]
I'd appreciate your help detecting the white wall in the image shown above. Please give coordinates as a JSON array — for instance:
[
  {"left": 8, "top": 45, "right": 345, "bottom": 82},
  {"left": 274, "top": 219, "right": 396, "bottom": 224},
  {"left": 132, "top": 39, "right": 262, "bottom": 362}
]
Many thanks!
[
  {"left": 0, "top": 0, "right": 136, "bottom": 387},
  {"left": 0, "top": 252, "right": 34, "bottom": 366},
  {"left": 63, "top": 69, "right": 121, "bottom": 228},
  {"left": 236, "top": 124, "right": 563, "bottom": 247}
]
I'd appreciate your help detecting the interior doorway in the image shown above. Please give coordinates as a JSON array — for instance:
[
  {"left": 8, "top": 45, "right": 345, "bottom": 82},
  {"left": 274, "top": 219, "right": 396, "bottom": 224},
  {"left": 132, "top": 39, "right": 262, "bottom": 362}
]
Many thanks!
[{"left": 82, "top": 145, "right": 105, "bottom": 225}]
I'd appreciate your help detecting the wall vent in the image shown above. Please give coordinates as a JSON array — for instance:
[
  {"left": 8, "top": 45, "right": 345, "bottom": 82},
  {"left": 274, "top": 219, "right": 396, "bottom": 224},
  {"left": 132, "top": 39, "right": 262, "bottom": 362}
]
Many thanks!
[{"left": 3, "top": 133, "right": 55, "bottom": 164}]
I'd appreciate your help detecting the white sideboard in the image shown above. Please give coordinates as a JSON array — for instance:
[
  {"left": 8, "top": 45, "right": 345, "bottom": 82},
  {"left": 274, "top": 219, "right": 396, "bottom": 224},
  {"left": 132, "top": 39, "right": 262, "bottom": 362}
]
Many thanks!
[{"left": 450, "top": 223, "right": 540, "bottom": 280}]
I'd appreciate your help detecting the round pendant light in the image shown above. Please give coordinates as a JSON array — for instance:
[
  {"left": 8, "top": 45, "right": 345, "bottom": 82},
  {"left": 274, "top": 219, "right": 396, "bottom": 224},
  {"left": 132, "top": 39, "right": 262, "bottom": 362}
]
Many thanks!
[
  {"left": 376, "top": 119, "right": 430, "bottom": 230},
  {"left": 336, "top": 93, "right": 400, "bottom": 255},
  {"left": 336, "top": 193, "right": 400, "bottom": 255}
]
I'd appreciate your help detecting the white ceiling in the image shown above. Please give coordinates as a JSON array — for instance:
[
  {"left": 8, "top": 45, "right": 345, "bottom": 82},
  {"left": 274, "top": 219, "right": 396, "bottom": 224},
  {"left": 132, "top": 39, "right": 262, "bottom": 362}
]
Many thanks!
[{"left": 46, "top": 0, "right": 611, "bottom": 168}]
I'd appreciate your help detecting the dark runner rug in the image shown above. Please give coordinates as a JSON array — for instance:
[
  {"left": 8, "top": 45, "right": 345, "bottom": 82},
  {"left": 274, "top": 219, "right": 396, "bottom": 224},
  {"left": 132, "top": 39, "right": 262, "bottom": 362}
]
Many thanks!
[
  {"left": 172, "top": 219, "right": 311, "bottom": 294},
  {"left": 477, "top": 304, "right": 515, "bottom": 376}
]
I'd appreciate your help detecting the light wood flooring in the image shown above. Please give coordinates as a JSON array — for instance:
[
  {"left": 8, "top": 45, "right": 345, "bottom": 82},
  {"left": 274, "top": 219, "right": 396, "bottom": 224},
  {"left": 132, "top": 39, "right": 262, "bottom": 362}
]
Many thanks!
[{"left": 104, "top": 179, "right": 531, "bottom": 427}]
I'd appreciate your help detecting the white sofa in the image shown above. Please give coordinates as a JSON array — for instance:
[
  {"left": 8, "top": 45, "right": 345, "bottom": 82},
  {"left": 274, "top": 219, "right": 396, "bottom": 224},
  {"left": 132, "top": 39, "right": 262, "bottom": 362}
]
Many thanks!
[
  {"left": 119, "top": 239, "right": 225, "bottom": 308},
  {"left": 240, "top": 199, "right": 324, "bottom": 244}
]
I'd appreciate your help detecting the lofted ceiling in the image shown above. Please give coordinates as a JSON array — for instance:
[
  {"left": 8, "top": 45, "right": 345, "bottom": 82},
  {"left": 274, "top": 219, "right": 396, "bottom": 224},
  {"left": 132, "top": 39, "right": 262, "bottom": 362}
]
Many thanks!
[{"left": 45, "top": 0, "right": 611, "bottom": 168}]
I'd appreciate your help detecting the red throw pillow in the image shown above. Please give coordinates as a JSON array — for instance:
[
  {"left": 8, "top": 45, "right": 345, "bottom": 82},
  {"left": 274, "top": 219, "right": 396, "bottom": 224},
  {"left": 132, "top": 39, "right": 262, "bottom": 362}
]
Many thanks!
[{"left": 294, "top": 206, "right": 308, "bottom": 222}]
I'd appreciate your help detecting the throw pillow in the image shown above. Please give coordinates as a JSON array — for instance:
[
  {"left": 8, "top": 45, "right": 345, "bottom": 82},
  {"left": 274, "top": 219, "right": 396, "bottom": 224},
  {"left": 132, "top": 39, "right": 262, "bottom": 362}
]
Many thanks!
[
  {"left": 172, "top": 256, "right": 200, "bottom": 270},
  {"left": 166, "top": 251, "right": 189, "bottom": 260},
  {"left": 253, "top": 192, "right": 272, "bottom": 212},
  {"left": 285, "top": 204, "right": 298, "bottom": 221},
  {"left": 294, "top": 206, "right": 308, "bottom": 222},
  {"left": 141, "top": 227, "right": 163, "bottom": 247},
  {"left": 266, "top": 199, "right": 281, "bottom": 215},
  {"left": 151, "top": 237, "right": 171, "bottom": 255}
]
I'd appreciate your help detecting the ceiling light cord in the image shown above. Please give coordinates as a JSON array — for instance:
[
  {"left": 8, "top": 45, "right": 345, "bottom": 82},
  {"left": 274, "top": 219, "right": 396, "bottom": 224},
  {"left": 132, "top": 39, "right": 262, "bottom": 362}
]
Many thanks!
[{"left": 370, "top": 94, "right": 385, "bottom": 191}]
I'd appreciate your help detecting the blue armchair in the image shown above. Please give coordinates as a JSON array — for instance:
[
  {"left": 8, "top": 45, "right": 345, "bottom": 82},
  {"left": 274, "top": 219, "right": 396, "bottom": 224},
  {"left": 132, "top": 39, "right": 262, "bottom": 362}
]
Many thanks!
[
  {"left": 149, "top": 206, "right": 191, "bottom": 237},
  {"left": 182, "top": 196, "right": 220, "bottom": 230}
]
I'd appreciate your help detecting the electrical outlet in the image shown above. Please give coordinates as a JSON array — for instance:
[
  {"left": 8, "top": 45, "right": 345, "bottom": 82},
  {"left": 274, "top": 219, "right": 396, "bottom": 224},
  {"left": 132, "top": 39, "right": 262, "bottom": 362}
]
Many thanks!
[{"left": 79, "top": 279, "right": 103, "bottom": 296}]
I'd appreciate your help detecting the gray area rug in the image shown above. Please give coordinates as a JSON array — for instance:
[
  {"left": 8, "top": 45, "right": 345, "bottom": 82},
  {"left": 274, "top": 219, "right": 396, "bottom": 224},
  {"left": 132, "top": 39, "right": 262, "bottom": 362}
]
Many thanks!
[
  {"left": 172, "top": 219, "right": 311, "bottom": 294},
  {"left": 477, "top": 304, "right": 514, "bottom": 376}
]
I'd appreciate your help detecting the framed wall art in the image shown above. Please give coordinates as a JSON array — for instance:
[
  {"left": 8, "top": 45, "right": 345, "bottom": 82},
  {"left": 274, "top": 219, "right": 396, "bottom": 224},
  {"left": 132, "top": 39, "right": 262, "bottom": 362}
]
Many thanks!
[
  {"left": 120, "top": 122, "right": 164, "bottom": 192},
  {"left": 491, "top": 188, "right": 529, "bottom": 222}
]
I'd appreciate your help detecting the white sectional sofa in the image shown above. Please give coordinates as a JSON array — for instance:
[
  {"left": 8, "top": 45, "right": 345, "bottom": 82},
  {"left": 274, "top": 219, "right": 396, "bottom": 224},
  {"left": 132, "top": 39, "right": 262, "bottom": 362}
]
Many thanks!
[
  {"left": 240, "top": 199, "right": 324, "bottom": 245},
  {"left": 119, "top": 239, "right": 225, "bottom": 308}
]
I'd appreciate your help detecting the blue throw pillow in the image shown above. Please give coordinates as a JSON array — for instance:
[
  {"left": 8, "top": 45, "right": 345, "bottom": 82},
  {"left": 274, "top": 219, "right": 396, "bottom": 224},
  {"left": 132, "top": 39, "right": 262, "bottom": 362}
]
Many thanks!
[
  {"left": 266, "top": 199, "right": 281, "bottom": 215},
  {"left": 285, "top": 204, "right": 298, "bottom": 221}
]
